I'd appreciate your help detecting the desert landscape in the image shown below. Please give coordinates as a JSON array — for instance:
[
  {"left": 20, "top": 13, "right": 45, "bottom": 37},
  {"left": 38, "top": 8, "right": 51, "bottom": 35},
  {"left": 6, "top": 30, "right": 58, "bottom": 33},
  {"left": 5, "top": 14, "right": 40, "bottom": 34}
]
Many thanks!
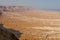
[{"left": 0, "top": 6, "right": 60, "bottom": 40}]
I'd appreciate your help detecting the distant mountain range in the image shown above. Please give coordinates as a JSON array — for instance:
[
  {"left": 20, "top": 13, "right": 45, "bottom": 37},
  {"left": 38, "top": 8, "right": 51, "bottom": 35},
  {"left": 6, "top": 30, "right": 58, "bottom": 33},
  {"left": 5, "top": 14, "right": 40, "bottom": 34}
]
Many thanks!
[
  {"left": 0, "top": 6, "right": 60, "bottom": 12},
  {"left": 40, "top": 9, "right": 60, "bottom": 11},
  {"left": 0, "top": 6, "right": 32, "bottom": 12}
]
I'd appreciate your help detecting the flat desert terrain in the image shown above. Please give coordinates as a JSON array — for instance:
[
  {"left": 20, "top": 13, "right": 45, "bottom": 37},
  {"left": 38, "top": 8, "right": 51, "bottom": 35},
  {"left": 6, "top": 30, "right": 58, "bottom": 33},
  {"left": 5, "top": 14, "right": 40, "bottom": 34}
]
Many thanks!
[{"left": 0, "top": 6, "right": 60, "bottom": 40}]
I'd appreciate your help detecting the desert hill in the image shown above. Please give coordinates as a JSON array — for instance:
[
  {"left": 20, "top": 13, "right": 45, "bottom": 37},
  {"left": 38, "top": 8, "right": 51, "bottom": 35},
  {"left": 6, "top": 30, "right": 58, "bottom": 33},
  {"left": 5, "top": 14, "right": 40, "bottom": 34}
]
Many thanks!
[{"left": 0, "top": 6, "right": 60, "bottom": 40}]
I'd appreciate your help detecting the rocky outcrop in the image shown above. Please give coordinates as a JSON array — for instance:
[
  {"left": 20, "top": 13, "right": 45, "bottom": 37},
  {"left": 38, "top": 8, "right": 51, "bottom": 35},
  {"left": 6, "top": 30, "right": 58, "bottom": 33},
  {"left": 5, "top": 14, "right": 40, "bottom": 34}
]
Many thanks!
[{"left": 0, "top": 24, "right": 20, "bottom": 40}]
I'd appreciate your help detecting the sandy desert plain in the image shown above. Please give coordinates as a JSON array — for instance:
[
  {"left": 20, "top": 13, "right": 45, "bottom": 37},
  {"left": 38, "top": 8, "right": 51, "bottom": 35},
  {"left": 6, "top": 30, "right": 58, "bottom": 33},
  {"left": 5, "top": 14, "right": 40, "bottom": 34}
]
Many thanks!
[{"left": 0, "top": 6, "right": 60, "bottom": 40}]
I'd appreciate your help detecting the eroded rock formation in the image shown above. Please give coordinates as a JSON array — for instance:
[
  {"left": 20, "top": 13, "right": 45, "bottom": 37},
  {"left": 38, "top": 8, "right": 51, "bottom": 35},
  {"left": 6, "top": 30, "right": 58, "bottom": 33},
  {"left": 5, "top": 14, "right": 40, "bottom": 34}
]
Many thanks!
[
  {"left": 0, "top": 6, "right": 32, "bottom": 12},
  {"left": 0, "top": 24, "right": 21, "bottom": 40}
]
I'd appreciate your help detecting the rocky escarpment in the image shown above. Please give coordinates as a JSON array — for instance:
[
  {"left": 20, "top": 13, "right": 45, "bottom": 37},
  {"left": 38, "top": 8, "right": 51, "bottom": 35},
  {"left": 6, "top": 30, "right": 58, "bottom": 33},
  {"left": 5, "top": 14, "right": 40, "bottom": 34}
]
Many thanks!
[
  {"left": 0, "top": 24, "right": 20, "bottom": 40},
  {"left": 0, "top": 6, "right": 32, "bottom": 12}
]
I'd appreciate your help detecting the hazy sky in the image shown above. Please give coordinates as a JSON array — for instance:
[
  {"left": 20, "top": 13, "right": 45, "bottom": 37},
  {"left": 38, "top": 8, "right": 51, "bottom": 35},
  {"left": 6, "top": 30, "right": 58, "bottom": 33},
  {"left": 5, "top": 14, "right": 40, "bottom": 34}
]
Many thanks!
[{"left": 0, "top": 0, "right": 60, "bottom": 10}]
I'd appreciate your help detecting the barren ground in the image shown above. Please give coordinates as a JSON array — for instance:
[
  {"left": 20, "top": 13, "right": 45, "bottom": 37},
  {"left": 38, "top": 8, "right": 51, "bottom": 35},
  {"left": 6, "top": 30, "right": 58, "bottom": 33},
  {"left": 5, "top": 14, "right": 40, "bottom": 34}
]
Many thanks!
[{"left": 0, "top": 9, "right": 60, "bottom": 40}]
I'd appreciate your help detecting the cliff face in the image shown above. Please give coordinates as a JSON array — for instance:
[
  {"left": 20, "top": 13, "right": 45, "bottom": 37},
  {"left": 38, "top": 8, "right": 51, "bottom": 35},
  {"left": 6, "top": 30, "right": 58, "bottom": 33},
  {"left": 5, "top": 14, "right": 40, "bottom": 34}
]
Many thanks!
[
  {"left": 0, "top": 6, "right": 32, "bottom": 12},
  {"left": 0, "top": 24, "right": 19, "bottom": 40}
]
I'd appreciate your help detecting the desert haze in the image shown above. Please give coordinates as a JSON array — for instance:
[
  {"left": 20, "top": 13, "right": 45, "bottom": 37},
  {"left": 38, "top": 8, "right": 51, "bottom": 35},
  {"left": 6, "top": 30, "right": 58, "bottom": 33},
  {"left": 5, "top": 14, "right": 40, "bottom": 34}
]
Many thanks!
[{"left": 0, "top": 6, "right": 60, "bottom": 40}]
